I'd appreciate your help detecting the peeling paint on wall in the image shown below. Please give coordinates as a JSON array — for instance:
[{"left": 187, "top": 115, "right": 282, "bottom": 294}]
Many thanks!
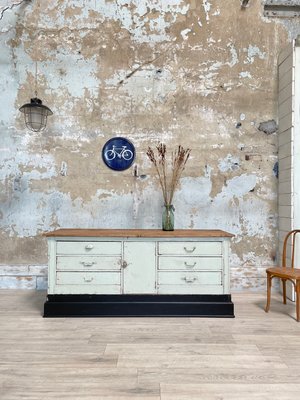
[
  {"left": 218, "top": 154, "right": 240, "bottom": 172},
  {"left": 258, "top": 119, "right": 278, "bottom": 134},
  {"left": 0, "top": 0, "right": 293, "bottom": 290},
  {"left": 244, "top": 44, "right": 267, "bottom": 64}
]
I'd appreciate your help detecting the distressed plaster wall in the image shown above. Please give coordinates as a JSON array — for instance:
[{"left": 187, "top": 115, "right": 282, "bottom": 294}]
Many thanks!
[{"left": 0, "top": 0, "right": 294, "bottom": 290}]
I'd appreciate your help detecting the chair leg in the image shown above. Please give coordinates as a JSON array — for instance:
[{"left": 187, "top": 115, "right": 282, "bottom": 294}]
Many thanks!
[
  {"left": 296, "top": 280, "right": 300, "bottom": 322},
  {"left": 282, "top": 279, "right": 287, "bottom": 305},
  {"left": 265, "top": 272, "right": 272, "bottom": 313}
]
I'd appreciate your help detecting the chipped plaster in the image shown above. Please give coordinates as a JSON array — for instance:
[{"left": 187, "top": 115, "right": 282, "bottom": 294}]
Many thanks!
[{"left": 0, "top": 0, "right": 293, "bottom": 289}]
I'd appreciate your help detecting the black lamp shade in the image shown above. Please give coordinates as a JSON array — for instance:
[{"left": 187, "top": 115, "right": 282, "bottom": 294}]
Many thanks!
[{"left": 19, "top": 97, "right": 53, "bottom": 132}]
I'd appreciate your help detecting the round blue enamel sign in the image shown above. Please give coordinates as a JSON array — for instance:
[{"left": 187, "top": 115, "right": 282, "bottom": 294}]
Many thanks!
[{"left": 102, "top": 137, "right": 135, "bottom": 171}]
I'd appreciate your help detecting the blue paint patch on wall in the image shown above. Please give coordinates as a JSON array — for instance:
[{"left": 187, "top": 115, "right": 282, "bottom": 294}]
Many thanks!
[{"left": 273, "top": 161, "right": 278, "bottom": 178}]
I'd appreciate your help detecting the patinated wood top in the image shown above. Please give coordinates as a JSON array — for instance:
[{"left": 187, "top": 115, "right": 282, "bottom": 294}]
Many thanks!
[{"left": 45, "top": 229, "right": 234, "bottom": 238}]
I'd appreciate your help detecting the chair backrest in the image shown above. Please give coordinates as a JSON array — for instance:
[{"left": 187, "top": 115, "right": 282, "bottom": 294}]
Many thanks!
[{"left": 282, "top": 230, "right": 300, "bottom": 268}]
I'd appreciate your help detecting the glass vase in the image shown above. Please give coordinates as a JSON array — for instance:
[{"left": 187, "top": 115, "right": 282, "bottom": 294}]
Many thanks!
[{"left": 162, "top": 204, "right": 174, "bottom": 231}]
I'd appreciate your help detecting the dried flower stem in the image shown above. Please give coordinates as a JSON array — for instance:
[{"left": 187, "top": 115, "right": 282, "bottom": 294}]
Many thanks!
[
  {"left": 146, "top": 143, "right": 191, "bottom": 205},
  {"left": 146, "top": 146, "right": 168, "bottom": 204}
]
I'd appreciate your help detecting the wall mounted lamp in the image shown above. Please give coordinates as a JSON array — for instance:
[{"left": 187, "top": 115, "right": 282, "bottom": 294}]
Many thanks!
[
  {"left": 19, "top": 62, "right": 53, "bottom": 132},
  {"left": 19, "top": 97, "right": 53, "bottom": 132}
]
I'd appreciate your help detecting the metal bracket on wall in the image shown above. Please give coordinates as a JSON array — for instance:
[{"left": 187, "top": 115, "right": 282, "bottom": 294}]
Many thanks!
[
  {"left": 264, "top": 0, "right": 300, "bottom": 18},
  {"left": 241, "top": 0, "right": 250, "bottom": 8}
]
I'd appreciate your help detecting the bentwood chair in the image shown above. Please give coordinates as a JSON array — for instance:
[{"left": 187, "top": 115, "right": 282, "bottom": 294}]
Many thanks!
[{"left": 265, "top": 229, "right": 300, "bottom": 321}]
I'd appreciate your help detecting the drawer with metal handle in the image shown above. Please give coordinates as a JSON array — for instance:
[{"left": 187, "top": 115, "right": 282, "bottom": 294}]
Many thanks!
[
  {"left": 157, "top": 271, "right": 223, "bottom": 294},
  {"left": 56, "top": 256, "right": 122, "bottom": 271},
  {"left": 158, "top": 256, "right": 222, "bottom": 271},
  {"left": 56, "top": 271, "right": 121, "bottom": 285},
  {"left": 56, "top": 241, "right": 122, "bottom": 255},
  {"left": 158, "top": 241, "right": 222, "bottom": 256},
  {"left": 158, "top": 271, "right": 222, "bottom": 285}
]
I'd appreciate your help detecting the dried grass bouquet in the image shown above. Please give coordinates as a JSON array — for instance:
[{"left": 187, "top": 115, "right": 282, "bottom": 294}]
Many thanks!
[{"left": 146, "top": 143, "right": 191, "bottom": 206}]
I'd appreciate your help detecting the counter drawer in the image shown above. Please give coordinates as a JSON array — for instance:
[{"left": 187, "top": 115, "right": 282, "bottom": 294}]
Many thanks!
[
  {"left": 158, "top": 271, "right": 222, "bottom": 286},
  {"left": 57, "top": 256, "right": 122, "bottom": 271},
  {"left": 56, "top": 241, "right": 122, "bottom": 255},
  {"left": 158, "top": 285, "right": 224, "bottom": 295},
  {"left": 56, "top": 271, "right": 121, "bottom": 285},
  {"left": 158, "top": 256, "right": 222, "bottom": 271},
  {"left": 158, "top": 242, "right": 222, "bottom": 256}
]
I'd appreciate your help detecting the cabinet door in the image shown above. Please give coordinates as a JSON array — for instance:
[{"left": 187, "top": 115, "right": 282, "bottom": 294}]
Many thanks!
[{"left": 123, "top": 242, "right": 156, "bottom": 294}]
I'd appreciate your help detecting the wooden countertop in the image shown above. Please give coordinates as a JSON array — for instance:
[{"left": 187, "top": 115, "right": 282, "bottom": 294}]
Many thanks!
[{"left": 44, "top": 229, "right": 234, "bottom": 238}]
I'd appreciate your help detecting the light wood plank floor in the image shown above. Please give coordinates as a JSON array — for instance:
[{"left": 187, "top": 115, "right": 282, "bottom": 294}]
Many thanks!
[{"left": 1, "top": 291, "right": 300, "bottom": 400}]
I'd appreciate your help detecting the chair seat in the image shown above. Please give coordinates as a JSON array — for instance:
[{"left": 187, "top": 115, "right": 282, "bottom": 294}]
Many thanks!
[{"left": 266, "top": 267, "right": 300, "bottom": 279}]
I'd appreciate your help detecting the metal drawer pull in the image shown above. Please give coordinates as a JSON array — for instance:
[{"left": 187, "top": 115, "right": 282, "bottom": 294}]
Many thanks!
[
  {"left": 81, "top": 261, "right": 96, "bottom": 267},
  {"left": 183, "top": 276, "right": 197, "bottom": 283},
  {"left": 184, "top": 246, "right": 196, "bottom": 253},
  {"left": 83, "top": 277, "right": 94, "bottom": 283},
  {"left": 184, "top": 262, "right": 196, "bottom": 268},
  {"left": 85, "top": 244, "right": 94, "bottom": 250}
]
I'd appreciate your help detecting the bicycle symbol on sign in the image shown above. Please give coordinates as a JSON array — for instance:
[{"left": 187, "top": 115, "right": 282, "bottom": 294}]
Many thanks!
[{"left": 104, "top": 145, "right": 134, "bottom": 161}]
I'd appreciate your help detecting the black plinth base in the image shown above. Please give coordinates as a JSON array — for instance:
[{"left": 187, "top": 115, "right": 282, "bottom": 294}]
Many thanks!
[{"left": 43, "top": 294, "right": 234, "bottom": 318}]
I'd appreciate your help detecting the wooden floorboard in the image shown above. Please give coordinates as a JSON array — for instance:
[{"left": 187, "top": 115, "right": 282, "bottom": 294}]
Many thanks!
[{"left": 0, "top": 290, "right": 300, "bottom": 399}]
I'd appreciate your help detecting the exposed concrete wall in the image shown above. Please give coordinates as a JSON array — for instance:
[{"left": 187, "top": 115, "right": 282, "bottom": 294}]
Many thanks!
[{"left": 0, "top": 0, "right": 295, "bottom": 290}]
